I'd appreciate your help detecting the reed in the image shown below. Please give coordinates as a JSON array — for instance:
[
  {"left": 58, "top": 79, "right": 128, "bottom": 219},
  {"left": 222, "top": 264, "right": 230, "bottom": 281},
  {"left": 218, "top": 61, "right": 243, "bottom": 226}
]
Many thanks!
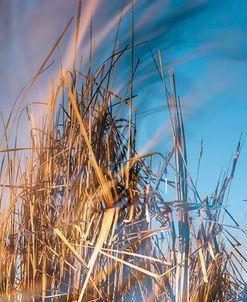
[{"left": 0, "top": 3, "right": 246, "bottom": 301}]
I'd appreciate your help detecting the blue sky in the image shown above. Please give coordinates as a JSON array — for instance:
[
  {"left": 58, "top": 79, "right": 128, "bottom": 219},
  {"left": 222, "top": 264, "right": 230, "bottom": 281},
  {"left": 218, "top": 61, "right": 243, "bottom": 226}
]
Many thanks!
[{"left": 0, "top": 0, "right": 246, "bottom": 231}]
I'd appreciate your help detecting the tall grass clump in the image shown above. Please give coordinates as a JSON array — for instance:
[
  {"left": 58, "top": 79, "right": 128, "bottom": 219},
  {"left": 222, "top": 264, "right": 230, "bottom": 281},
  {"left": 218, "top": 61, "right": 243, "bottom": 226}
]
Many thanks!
[{"left": 0, "top": 3, "right": 246, "bottom": 302}]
